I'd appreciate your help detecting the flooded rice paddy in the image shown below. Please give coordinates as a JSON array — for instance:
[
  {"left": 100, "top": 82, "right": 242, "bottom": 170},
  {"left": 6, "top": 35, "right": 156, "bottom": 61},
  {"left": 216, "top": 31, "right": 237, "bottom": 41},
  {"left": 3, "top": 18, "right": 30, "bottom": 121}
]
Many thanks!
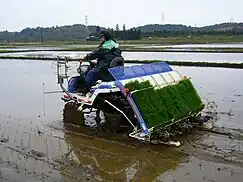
[
  {"left": 2, "top": 43, "right": 243, "bottom": 51},
  {"left": 1, "top": 50, "right": 243, "bottom": 63},
  {"left": 138, "top": 43, "right": 243, "bottom": 48},
  {"left": 0, "top": 58, "right": 243, "bottom": 181}
]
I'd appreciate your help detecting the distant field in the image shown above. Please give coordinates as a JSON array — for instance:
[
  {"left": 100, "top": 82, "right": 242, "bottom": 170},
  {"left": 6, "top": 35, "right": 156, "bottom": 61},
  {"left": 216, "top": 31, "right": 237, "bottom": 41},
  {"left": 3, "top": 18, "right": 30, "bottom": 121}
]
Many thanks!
[
  {"left": 1, "top": 36, "right": 243, "bottom": 53},
  {"left": 1, "top": 35, "right": 243, "bottom": 47},
  {"left": 120, "top": 35, "right": 243, "bottom": 45}
]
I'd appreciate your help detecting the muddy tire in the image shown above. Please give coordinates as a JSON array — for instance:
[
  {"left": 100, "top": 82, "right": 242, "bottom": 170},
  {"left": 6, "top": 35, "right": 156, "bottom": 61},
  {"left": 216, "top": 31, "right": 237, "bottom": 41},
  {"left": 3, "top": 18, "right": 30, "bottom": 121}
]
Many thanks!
[
  {"left": 102, "top": 112, "right": 124, "bottom": 133},
  {"left": 97, "top": 94, "right": 137, "bottom": 134},
  {"left": 63, "top": 102, "right": 85, "bottom": 126}
]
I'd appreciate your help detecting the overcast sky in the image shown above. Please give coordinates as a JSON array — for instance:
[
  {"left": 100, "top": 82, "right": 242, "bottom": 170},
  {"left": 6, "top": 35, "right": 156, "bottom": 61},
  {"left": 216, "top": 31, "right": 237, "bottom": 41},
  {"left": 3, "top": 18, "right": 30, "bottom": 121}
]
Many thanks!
[{"left": 1, "top": 0, "right": 242, "bottom": 32}]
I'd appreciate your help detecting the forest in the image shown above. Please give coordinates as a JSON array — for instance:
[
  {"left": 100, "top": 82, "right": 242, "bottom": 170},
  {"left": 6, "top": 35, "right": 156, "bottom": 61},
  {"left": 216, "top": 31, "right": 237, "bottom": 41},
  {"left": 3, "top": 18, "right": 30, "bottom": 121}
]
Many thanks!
[{"left": 1, "top": 22, "right": 243, "bottom": 42}]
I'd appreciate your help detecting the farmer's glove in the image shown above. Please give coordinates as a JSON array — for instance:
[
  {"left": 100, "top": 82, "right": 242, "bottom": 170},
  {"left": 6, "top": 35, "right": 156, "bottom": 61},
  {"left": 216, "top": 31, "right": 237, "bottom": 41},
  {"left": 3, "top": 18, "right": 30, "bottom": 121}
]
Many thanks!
[
  {"left": 84, "top": 53, "right": 93, "bottom": 60},
  {"left": 83, "top": 55, "right": 88, "bottom": 60}
]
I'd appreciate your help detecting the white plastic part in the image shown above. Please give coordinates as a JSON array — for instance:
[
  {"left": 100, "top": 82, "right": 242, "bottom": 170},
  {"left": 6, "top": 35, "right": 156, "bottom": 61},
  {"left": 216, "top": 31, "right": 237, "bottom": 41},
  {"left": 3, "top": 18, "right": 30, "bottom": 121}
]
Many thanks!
[
  {"left": 168, "top": 141, "right": 181, "bottom": 147},
  {"left": 120, "top": 70, "right": 184, "bottom": 89}
]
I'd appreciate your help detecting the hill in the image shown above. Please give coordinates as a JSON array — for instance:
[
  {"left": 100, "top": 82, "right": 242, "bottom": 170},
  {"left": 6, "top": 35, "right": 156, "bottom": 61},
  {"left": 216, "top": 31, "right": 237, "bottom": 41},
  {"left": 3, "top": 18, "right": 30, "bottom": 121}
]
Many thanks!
[
  {"left": 0, "top": 24, "right": 106, "bottom": 42},
  {"left": 200, "top": 23, "right": 243, "bottom": 32},
  {"left": 136, "top": 24, "right": 196, "bottom": 32},
  {"left": 1, "top": 22, "right": 243, "bottom": 42},
  {"left": 136, "top": 23, "right": 243, "bottom": 32}
]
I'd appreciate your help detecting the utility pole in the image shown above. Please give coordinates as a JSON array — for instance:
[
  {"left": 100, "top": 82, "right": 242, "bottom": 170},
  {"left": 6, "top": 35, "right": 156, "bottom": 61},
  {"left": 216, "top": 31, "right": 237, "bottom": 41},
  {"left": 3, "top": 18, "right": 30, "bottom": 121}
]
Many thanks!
[
  {"left": 229, "top": 17, "right": 234, "bottom": 23},
  {"left": 85, "top": 15, "right": 88, "bottom": 26},
  {"left": 161, "top": 13, "right": 164, "bottom": 37},
  {"left": 84, "top": 15, "right": 90, "bottom": 38},
  {"left": 162, "top": 13, "right": 164, "bottom": 24}
]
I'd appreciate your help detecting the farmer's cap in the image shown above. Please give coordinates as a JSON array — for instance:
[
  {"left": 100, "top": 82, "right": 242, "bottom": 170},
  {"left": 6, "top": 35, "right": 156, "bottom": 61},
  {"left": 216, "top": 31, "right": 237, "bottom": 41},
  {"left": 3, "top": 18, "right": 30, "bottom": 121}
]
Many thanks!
[{"left": 99, "top": 30, "right": 111, "bottom": 40}]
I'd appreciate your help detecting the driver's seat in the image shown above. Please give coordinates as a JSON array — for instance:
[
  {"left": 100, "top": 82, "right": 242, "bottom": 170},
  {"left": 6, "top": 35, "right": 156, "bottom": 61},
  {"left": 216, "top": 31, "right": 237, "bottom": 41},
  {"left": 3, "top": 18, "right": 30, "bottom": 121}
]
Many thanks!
[
  {"left": 109, "top": 57, "right": 124, "bottom": 68},
  {"left": 100, "top": 57, "right": 125, "bottom": 82}
]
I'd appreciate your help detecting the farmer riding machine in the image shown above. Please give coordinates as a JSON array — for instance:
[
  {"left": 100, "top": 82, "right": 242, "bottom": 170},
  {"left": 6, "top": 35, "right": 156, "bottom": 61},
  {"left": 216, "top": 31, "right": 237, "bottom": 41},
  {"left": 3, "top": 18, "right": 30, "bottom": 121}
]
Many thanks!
[{"left": 56, "top": 56, "right": 206, "bottom": 147}]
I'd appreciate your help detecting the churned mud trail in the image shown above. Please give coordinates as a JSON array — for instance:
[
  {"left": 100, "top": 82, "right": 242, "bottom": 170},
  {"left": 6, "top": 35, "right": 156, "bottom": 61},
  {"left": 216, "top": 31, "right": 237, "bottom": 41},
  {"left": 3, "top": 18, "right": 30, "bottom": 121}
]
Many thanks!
[{"left": 0, "top": 59, "right": 243, "bottom": 181}]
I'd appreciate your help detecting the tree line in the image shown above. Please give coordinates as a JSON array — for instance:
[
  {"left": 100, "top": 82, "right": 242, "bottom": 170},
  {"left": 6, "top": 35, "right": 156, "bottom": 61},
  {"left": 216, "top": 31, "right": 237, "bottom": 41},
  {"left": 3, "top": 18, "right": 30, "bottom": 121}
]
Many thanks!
[
  {"left": 87, "top": 25, "right": 243, "bottom": 41},
  {"left": 1, "top": 23, "right": 243, "bottom": 43},
  {"left": 142, "top": 29, "right": 243, "bottom": 38},
  {"left": 87, "top": 25, "right": 142, "bottom": 41}
]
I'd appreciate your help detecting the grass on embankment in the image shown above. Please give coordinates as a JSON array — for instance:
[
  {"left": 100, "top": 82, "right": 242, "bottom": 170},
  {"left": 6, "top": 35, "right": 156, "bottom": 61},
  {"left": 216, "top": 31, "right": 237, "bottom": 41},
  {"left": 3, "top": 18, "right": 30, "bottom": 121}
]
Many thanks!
[
  {"left": 0, "top": 50, "right": 46, "bottom": 53},
  {"left": 127, "top": 60, "right": 243, "bottom": 69},
  {"left": 0, "top": 55, "right": 242, "bottom": 69},
  {"left": 2, "top": 35, "right": 243, "bottom": 53}
]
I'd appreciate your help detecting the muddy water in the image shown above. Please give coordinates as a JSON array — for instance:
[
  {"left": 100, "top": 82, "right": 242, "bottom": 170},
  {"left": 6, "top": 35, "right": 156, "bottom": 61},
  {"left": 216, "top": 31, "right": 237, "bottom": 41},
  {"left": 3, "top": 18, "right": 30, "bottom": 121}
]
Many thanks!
[
  {"left": 174, "top": 66, "right": 243, "bottom": 129},
  {"left": 0, "top": 46, "right": 62, "bottom": 51},
  {"left": 139, "top": 43, "right": 243, "bottom": 48},
  {"left": 1, "top": 50, "right": 243, "bottom": 63},
  {"left": 157, "top": 66, "right": 243, "bottom": 182},
  {"left": 0, "top": 59, "right": 243, "bottom": 181}
]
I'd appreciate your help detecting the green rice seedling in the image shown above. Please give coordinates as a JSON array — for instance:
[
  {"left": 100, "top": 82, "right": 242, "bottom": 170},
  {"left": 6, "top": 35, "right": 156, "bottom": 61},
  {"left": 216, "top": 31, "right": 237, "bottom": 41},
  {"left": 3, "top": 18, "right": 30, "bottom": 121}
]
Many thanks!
[{"left": 124, "top": 78, "right": 204, "bottom": 128}]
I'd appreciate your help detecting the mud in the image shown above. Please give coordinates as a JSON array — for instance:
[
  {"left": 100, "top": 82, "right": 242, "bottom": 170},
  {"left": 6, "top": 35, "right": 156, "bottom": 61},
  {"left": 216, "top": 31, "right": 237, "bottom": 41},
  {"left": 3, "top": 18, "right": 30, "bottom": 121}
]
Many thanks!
[{"left": 0, "top": 59, "right": 243, "bottom": 181}]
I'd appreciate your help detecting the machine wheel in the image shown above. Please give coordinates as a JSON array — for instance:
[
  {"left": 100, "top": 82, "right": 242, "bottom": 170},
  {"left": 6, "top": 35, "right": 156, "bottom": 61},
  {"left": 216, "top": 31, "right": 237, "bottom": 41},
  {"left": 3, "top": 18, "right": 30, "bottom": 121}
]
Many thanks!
[
  {"left": 63, "top": 102, "right": 85, "bottom": 126},
  {"left": 96, "top": 94, "right": 137, "bottom": 134}
]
